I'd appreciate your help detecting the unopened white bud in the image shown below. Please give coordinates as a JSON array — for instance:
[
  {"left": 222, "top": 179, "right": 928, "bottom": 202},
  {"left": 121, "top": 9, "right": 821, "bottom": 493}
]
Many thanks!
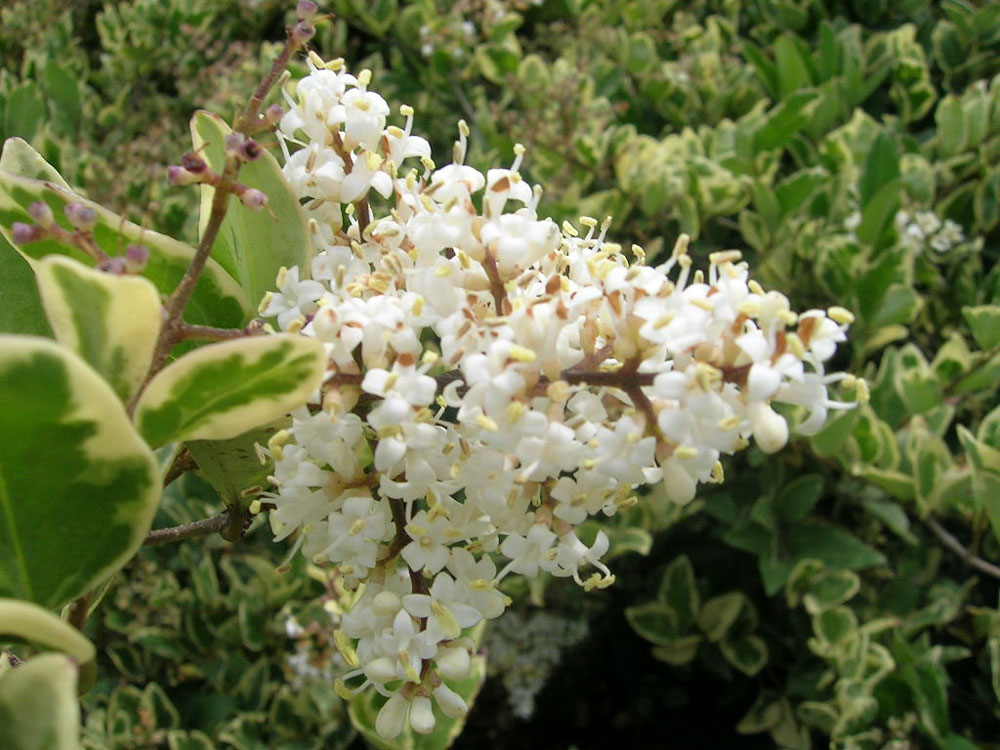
[
  {"left": 375, "top": 692, "right": 409, "bottom": 739},
  {"left": 432, "top": 682, "right": 468, "bottom": 719},
  {"left": 409, "top": 695, "right": 436, "bottom": 734}
]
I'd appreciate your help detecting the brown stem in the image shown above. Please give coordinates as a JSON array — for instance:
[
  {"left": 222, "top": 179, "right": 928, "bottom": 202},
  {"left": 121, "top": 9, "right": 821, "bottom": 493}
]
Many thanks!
[
  {"left": 387, "top": 495, "right": 410, "bottom": 558},
  {"left": 176, "top": 320, "right": 265, "bottom": 342},
  {"left": 355, "top": 196, "right": 371, "bottom": 236},
  {"left": 144, "top": 510, "right": 233, "bottom": 545},
  {"left": 67, "top": 594, "right": 89, "bottom": 631},
  {"left": 924, "top": 516, "right": 1000, "bottom": 581},
  {"left": 482, "top": 249, "right": 507, "bottom": 316},
  {"left": 234, "top": 28, "right": 302, "bottom": 134}
]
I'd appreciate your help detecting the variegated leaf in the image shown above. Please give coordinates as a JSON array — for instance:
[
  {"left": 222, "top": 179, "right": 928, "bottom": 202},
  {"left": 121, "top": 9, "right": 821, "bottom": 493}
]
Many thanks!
[
  {"left": 134, "top": 335, "right": 325, "bottom": 447},
  {"left": 0, "top": 653, "right": 81, "bottom": 750},
  {"left": 0, "top": 336, "right": 160, "bottom": 608},
  {"left": 35, "top": 255, "right": 161, "bottom": 401}
]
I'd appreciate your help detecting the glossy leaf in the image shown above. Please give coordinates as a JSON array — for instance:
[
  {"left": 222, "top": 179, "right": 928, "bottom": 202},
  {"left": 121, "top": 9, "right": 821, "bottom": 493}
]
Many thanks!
[
  {"left": 191, "top": 111, "right": 312, "bottom": 308},
  {"left": 0, "top": 598, "right": 95, "bottom": 665},
  {"left": 0, "top": 653, "right": 81, "bottom": 750},
  {"left": 698, "top": 591, "right": 746, "bottom": 642},
  {"left": 962, "top": 305, "right": 1000, "bottom": 351},
  {"left": 0, "top": 335, "right": 159, "bottom": 608},
  {"left": 134, "top": 334, "right": 326, "bottom": 447},
  {"left": 185, "top": 419, "right": 285, "bottom": 506},
  {"left": 720, "top": 633, "right": 768, "bottom": 676},
  {"left": 35, "top": 255, "right": 161, "bottom": 401},
  {"left": 626, "top": 601, "right": 680, "bottom": 645},
  {"left": 0, "top": 233, "right": 50, "bottom": 337},
  {"left": 657, "top": 555, "right": 699, "bottom": 631}
]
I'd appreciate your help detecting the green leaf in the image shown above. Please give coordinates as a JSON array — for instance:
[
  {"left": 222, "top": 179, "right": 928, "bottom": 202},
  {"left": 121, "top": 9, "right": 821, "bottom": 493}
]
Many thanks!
[
  {"left": 0, "top": 173, "right": 250, "bottom": 329},
  {"left": 0, "top": 336, "right": 159, "bottom": 608},
  {"left": 935, "top": 95, "right": 966, "bottom": 157},
  {"left": 650, "top": 635, "right": 701, "bottom": 666},
  {"left": 773, "top": 474, "right": 824, "bottom": 521},
  {"left": 190, "top": 112, "right": 312, "bottom": 309},
  {"left": 736, "top": 691, "right": 783, "bottom": 734},
  {"left": 785, "top": 519, "right": 887, "bottom": 571},
  {"left": 134, "top": 335, "right": 325, "bottom": 447},
  {"left": 0, "top": 598, "right": 95, "bottom": 665},
  {"left": 626, "top": 601, "right": 680, "bottom": 645},
  {"left": 0, "top": 138, "right": 71, "bottom": 186},
  {"left": 657, "top": 555, "right": 699, "bottom": 631},
  {"left": 167, "top": 730, "right": 215, "bottom": 750},
  {"left": 185, "top": 419, "right": 284, "bottom": 506},
  {"left": 856, "top": 180, "right": 900, "bottom": 247},
  {"left": 860, "top": 133, "right": 900, "bottom": 209},
  {"left": 35, "top": 256, "right": 160, "bottom": 401},
  {"left": 3, "top": 83, "right": 44, "bottom": 142},
  {"left": 861, "top": 497, "right": 917, "bottom": 544},
  {"left": 720, "top": 633, "right": 768, "bottom": 676},
  {"left": 0, "top": 653, "right": 81, "bottom": 750},
  {"left": 803, "top": 569, "right": 860, "bottom": 614},
  {"left": 753, "top": 91, "right": 819, "bottom": 152},
  {"left": 43, "top": 61, "right": 82, "bottom": 135},
  {"left": 697, "top": 591, "right": 745, "bottom": 642},
  {"left": 962, "top": 305, "right": 1000, "bottom": 350},
  {"left": 0, "top": 233, "right": 50, "bottom": 337},
  {"left": 813, "top": 606, "right": 858, "bottom": 648}
]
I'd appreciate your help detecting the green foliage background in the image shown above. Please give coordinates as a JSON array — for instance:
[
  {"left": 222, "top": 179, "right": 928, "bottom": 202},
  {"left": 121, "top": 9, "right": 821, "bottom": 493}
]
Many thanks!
[{"left": 3, "top": 0, "right": 1000, "bottom": 747}]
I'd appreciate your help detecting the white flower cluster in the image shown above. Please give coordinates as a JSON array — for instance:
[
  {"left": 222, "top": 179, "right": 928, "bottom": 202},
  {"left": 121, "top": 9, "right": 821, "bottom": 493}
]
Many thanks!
[
  {"left": 893, "top": 209, "right": 965, "bottom": 254},
  {"left": 259, "top": 54, "right": 863, "bottom": 739},
  {"left": 482, "top": 609, "right": 589, "bottom": 718}
]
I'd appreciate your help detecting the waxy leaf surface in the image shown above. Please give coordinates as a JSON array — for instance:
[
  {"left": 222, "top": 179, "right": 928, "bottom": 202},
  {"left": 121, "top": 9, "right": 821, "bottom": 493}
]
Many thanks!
[
  {"left": 36, "top": 255, "right": 161, "bottom": 401},
  {"left": 134, "top": 335, "right": 325, "bottom": 447},
  {"left": 0, "top": 336, "right": 160, "bottom": 608}
]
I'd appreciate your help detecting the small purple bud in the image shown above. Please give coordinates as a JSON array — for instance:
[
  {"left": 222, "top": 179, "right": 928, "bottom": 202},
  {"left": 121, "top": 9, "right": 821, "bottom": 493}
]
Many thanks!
[
  {"left": 125, "top": 244, "right": 150, "bottom": 273},
  {"left": 65, "top": 202, "right": 97, "bottom": 232},
  {"left": 240, "top": 188, "right": 268, "bottom": 210},
  {"left": 98, "top": 256, "right": 128, "bottom": 274},
  {"left": 225, "top": 133, "right": 246, "bottom": 155},
  {"left": 168, "top": 165, "right": 200, "bottom": 186},
  {"left": 27, "top": 201, "right": 55, "bottom": 227},
  {"left": 11, "top": 222, "right": 43, "bottom": 244},
  {"left": 297, "top": 1, "right": 318, "bottom": 22},
  {"left": 238, "top": 139, "right": 263, "bottom": 161},
  {"left": 181, "top": 151, "right": 207, "bottom": 173},
  {"left": 291, "top": 19, "right": 315, "bottom": 45},
  {"left": 264, "top": 104, "right": 285, "bottom": 125}
]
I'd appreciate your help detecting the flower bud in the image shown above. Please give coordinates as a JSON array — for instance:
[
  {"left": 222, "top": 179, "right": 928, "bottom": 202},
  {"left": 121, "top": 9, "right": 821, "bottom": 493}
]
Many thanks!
[
  {"left": 291, "top": 19, "right": 315, "bottom": 45},
  {"left": 240, "top": 188, "right": 268, "bottom": 210},
  {"left": 125, "top": 244, "right": 149, "bottom": 273},
  {"left": 435, "top": 645, "right": 470, "bottom": 681},
  {"left": 239, "top": 139, "right": 263, "bottom": 162},
  {"left": 168, "top": 165, "right": 201, "bottom": 186},
  {"left": 408, "top": 695, "right": 435, "bottom": 735},
  {"left": 225, "top": 133, "right": 246, "bottom": 156},
  {"left": 297, "top": 1, "right": 318, "bottom": 22},
  {"left": 432, "top": 682, "right": 468, "bottom": 719},
  {"left": 64, "top": 202, "right": 97, "bottom": 232},
  {"left": 98, "top": 256, "right": 128, "bottom": 274},
  {"left": 181, "top": 151, "right": 207, "bottom": 173},
  {"left": 365, "top": 656, "right": 397, "bottom": 683},
  {"left": 375, "top": 692, "right": 409, "bottom": 739},
  {"left": 10, "top": 222, "right": 44, "bottom": 244},
  {"left": 27, "top": 201, "right": 55, "bottom": 228},
  {"left": 750, "top": 402, "right": 789, "bottom": 454},
  {"left": 263, "top": 103, "right": 285, "bottom": 127}
]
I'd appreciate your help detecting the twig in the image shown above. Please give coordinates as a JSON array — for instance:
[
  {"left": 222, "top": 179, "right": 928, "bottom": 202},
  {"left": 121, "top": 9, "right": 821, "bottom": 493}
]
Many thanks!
[
  {"left": 67, "top": 594, "right": 89, "bottom": 631},
  {"left": 175, "top": 320, "right": 265, "bottom": 342},
  {"left": 144, "top": 511, "right": 233, "bottom": 545},
  {"left": 925, "top": 515, "right": 1000, "bottom": 581}
]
